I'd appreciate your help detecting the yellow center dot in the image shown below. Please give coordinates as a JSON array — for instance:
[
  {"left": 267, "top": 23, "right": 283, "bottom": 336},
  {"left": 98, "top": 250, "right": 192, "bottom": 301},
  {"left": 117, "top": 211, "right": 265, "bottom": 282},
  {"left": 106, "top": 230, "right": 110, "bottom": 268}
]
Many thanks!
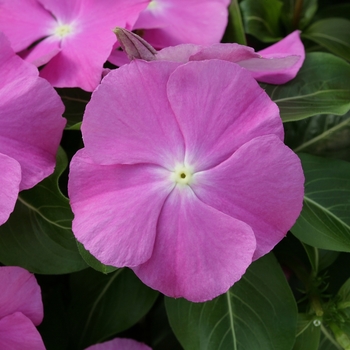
[
  {"left": 171, "top": 165, "right": 193, "bottom": 186},
  {"left": 54, "top": 24, "right": 72, "bottom": 38},
  {"left": 147, "top": 0, "right": 157, "bottom": 10}
]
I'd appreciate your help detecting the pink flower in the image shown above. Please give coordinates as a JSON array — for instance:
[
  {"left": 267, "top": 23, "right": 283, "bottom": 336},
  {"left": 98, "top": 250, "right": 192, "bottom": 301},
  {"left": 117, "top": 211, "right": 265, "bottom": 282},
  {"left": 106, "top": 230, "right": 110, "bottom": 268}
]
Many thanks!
[
  {"left": 68, "top": 59, "right": 304, "bottom": 302},
  {"left": 132, "top": 0, "right": 230, "bottom": 48},
  {"left": 0, "top": 33, "right": 65, "bottom": 225},
  {"left": 0, "top": 266, "right": 45, "bottom": 349},
  {"left": 110, "top": 29, "right": 305, "bottom": 85},
  {"left": 0, "top": 0, "right": 148, "bottom": 91},
  {"left": 85, "top": 338, "right": 151, "bottom": 350}
]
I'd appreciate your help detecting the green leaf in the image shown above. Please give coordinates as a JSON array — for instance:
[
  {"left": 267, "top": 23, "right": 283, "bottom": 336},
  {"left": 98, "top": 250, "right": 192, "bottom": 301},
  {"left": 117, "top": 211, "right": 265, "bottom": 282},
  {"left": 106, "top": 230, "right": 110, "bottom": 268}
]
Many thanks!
[
  {"left": 315, "top": 4, "right": 350, "bottom": 22},
  {"left": 263, "top": 53, "right": 350, "bottom": 122},
  {"left": 281, "top": 0, "right": 318, "bottom": 30},
  {"left": 76, "top": 241, "right": 117, "bottom": 274},
  {"left": 291, "top": 154, "right": 350, "bottom": 252},
  {"left": 291, "top": 112, "right": 350, "bottom": 162},
  {"left": 303, "top": 18, "right": 350, "bottom": 61},
  {"left": 68, "top": 268, "right": 158, "bottom": 349},
  {"left": 224, "top": 0, "right": 247, "bottom": 45},
  {"left": 293, "top": 314, "right": 321, "bottom": 350},
  {"left": 0, "top": 147, "right": 86, "bottom": 274},
  {"left": 165, "top": 253, "right": 297, "bottom": 350},
  {"left": 240, "top": 0, "right": 283, "bottom": 42},
  {"left": 319, "top": 327, "right": 342, "bottom": 350}
]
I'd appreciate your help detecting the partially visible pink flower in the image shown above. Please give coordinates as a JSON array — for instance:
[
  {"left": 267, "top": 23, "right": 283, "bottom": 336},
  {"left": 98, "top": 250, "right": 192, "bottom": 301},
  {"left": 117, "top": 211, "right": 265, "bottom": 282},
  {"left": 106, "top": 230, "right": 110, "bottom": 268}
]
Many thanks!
[
  {"left": 0, "top": 0, "right": 148, "bottom": 91},
  {"left": 85, "top": 338, "right": 151, "bottom": 350},
  {"left": 0, "top": 266, "right": 45, "bottom": 349},
  {"left": 109, "top": 30, "right": 305, "bottom": 84},
  {"left": 0, "top": 32, "right": 65, "bottom": 225},
  {"left": 68, "top": 59, "right": 304, "bottom": 302},
  {"left": 133, "top": 0, "right": 230, "bottom": 48}
]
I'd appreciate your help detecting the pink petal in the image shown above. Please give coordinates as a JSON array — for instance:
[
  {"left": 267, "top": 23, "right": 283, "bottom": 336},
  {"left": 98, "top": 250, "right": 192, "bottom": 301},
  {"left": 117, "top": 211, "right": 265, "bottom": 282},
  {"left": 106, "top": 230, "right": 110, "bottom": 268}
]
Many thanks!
[
  {"left": 38, "top": 0, "right": 148, "bottom": 90},
  {"left": 166, "top": 60, "right": 282, "bottom": 171},
  {"left": 249, "top": 30, "right": 306, "bottom": 84},
  {"left": 191, "top": 134, "right": 304, "bottom": 260},
  {"left": 0, "top": 312, "right": 45, "bottom": 350},
  {"left": 134, "top": 0, "right": 230, "bottom": 48},
  {"left": 20, "top": 36, "right": 61, "bottom": 67},
  {"left": 0, "top": 34, "right": 65, "bottom": 190},
  {"left": 85, "top": 337, "right": 151, "bottom": 350},
  {"left": 156, "top": 43, "right": 203, "bottom": 62},
  {"left": 82, "top": 60, "right": 185, "bottom": 168},
  {"left": 69, "top": 149, "right": 173, "bottom": 267},
  {"left": 0, "top": 154, "right": 21, "bottom": 226},
  {"left": 133, "top": 186, "right": 256, "bottom": 302},
  {"left": 0, "top": 266, "right": 43, "bottom": 325},
  {"left": 0, "top": 0, "right": 55, "bottom": 52}
]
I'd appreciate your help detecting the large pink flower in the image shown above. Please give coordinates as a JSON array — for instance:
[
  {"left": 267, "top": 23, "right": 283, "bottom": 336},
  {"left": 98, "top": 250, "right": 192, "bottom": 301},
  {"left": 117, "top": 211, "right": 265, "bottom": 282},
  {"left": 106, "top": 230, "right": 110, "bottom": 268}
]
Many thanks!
[
  {"left": 0, "top": 0, "right": 148, "bottom": 91},
  {"left": 68, "top": 59, "right": 304, "bottom": 302},
  {"left": 0, "top": 33, "right": 65, "bottom": 225},
  {"left": 0, "top": 266, "right": 45, "bottom": 349},
  {"left": 132, "top": 0, "right": 230, "bottom": 48},
  {"left": 85, "top": 338, "right": 151, "bottom": 350}
]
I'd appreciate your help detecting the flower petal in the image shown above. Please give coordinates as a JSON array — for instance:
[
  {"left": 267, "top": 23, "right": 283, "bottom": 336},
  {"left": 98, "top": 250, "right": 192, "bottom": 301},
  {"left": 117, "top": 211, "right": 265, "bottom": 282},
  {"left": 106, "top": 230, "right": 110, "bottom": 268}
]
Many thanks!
[
  {"left": 247, "top": 30, "right": 305, "bottom": 84},
  {"left": 133, "top": 186, "right": 256, "bottom": 302},
  {"left": 0, "top": 0, "right": 54, "bottom": 52},
  {"left": 0, "top": 312, "right": 45, "bottom": 350},
  {"left": 85, "top": 337, "right": 151, "bottom": 350},
  {"left": 0, "top": 44, "right": 65, "bottom": 190},
  {"left": 0, "top": 154, "right": 21, "bottom": 226},
  {"left": 134, "top": 0, "right": 230, "bottom": 48},
  {"left": 69, "top": 149, "right": 173, "bottom": 267},
  {"left": 82, "top": 60, "right": 185, "bottom": 168},
  {"left": 0, "top": 266, "right": 43, "bottom": 325},
  {"left": 192, "top": 134, "right": 304, "bottom": 260},
  {"left": 166, "top": 60, "right": 282, "bottom": 171}
]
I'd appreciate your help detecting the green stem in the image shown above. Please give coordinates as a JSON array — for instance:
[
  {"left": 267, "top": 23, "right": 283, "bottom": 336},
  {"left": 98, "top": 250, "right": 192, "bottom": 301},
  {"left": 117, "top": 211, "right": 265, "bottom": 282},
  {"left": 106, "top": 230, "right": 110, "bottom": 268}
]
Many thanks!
[
  {"left": 293, "top": 0, "right": 304, "bottom": 29},
  {"left": 228, "top": 0, "right": 247, "bottom": 45}
]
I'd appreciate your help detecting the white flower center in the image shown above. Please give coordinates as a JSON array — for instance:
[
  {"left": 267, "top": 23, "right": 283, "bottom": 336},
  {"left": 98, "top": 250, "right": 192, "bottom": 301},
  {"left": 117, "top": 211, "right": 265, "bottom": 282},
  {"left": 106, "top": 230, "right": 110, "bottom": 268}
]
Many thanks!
[
  {"left": 147, "top": 0, "right": 157, "bottom": 10},
  {"left": 54, "top": 24, "right": 72, "bottom": 38},
  {"left": 171, "top": 165, "right": 193, "bottom": 186}
]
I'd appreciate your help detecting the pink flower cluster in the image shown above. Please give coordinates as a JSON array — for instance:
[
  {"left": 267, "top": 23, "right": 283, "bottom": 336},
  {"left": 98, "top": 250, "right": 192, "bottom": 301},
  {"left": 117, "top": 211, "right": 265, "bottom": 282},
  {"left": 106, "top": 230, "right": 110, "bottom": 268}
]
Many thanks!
[{"left": 0, "top": 0, "right": 230, "bottom": 91}]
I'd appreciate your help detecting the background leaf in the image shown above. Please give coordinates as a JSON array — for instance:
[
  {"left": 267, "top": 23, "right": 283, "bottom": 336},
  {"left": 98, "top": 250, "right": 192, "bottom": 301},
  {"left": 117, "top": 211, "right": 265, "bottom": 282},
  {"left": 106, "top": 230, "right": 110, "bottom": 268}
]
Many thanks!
[
  {"left": 223, "top": 0, "right": 247, "bottom": 45},
  {"left": 240, "top": 0, "right": 283, "bottom": 42},
  {"left": 263, "top": 53, "right": 350, "bottom": 122},
  {"left": 165, "top": 253, "right": 297, "bottom": 350},
  {"left": 291, "top": 154, "right": 350, "bottom": 252},
  {"left": 68, "top": 268, "right": 158, "bottom": 349},
  {"left": 0, "top": 147, "right": 86, "bottom": 274},
  {"left": 303, "top": 18, "right": 350, "bottom": 61},
  {"left": 293, "top": 314, "right": 321, "bottom": 350}
]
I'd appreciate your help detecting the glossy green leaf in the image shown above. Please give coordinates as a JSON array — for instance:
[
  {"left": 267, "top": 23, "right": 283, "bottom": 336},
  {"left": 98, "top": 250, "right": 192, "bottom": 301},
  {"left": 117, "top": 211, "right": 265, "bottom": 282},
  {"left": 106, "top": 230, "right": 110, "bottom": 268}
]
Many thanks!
[
  {"left": 291, "top": 154, "right": 350, "bottom": 251},
  {"left": 291, "top": 112, "right": 350, "bottom": 162},
  {"left": 319, "top": 328, "right": 342, "bottom": 350},
  {"left": 303, "top": 18, "right": 350, "bottom": 61},
  {"left": 225, "top": 0, "right": 246, "bottom": 45},
  {"left": 165, "top": 253, "right": 297, "bottom": 350},
  {"left": 293, "top": 314, "right": 321, "bottom": 350},
  {"left": 240, "top": 0, "right": 283, "bottom": 42},
  {"left": 281, "top": 0, "right": 318, "bottom": 30},
  {"left": 0, "top": 147, "right": 86, "bottom": 274},
  {"left": 76, "top": 241, "right": 117, "bottom": 274},
  {"left": 68, "top": 268, "right": 158, "bottom": 349},
  {"left": 263, "top": 53, "right": 350, "bottom": 122}
]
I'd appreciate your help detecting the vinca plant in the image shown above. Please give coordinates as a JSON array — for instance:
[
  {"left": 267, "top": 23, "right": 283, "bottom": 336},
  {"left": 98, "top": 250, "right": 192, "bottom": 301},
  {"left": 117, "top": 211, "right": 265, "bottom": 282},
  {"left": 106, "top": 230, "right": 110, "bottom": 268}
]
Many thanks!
[{"left": 0, "top": 0, "right": 349, "bottom": 349}]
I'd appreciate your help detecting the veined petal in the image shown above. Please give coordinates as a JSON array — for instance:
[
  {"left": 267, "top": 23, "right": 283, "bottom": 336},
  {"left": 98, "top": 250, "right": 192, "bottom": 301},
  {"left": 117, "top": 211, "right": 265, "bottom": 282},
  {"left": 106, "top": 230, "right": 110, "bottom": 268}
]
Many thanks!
[
  {"left": 134, "top": 0, "right": 230, "bottom": 48},
  {"left": 0, "top": 0, "right": 55, "bottom": 52},
  {"left": 133, "top": 186, "right": 256, "bottom": 302},
  {"left": 0, "top": 154, "right": 21, "bottom": 226},
  {"left": 20, "top": 36, "right": 61, "bottom": 67},
  {"left": 82, "top": 60, "right": 185, "bottom": 168},
  {"left": 166, "top": 60, "right": 282, "bottom": 171},
  {"left": 0, "top": 267, "right": 43, "bottom": 325},
  {"left": 0, "top": 312, "right": 45, "bottom": 350},
  {"left": 192, "top": 134, "right": 304, "bottom": 260},
  {"left": 69, "top": 149, "right": 173, "bottom": 267}
]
